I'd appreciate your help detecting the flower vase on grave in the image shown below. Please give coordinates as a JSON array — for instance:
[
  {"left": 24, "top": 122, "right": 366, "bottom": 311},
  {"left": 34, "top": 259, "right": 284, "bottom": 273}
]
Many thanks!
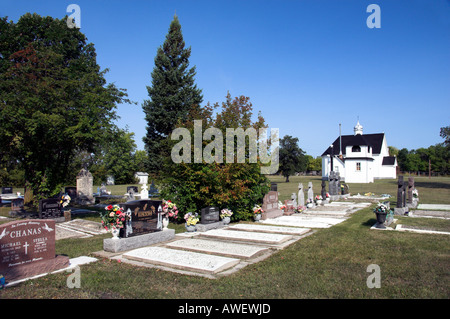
[
  {"left": 222, "top": 216, "right": 231, "bottom": 225},
  {"left": 185, "top": 224, "right": 196, "bottom": 232},
  {"left": 162, "top": 216, "right": 169, "bottom": 230},
  {"left": 254, "top": 214, "right": 261, "bottom": 222},
  {"left": 111, "top": 227, "right": 120, "bottom": 239}
]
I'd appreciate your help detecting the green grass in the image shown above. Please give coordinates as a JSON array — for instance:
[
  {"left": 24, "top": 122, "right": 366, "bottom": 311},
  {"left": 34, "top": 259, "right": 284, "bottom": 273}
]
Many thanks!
[{"left": 0, "top": 177, "right": 449, "bottom": 299}]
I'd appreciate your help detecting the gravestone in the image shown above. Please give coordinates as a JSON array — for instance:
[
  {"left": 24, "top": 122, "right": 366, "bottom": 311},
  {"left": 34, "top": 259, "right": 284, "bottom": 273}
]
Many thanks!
[
  {"left": 395, "top": 175, "right": 407, "bottom": 215},
  {"left": 149, "top": 181, "right": 159, "bottom": 198},
  {"left": 11, "top": 198, "right": 24, "bottom": 212},
  {"left": 0, "top": 220, "right": 70, "bottom": 282},
  {"left": 298, "top": 183, "right": 305, "bottom": 207},
  {"left": 336, "top": 172, "right": 341, "bottom": 195},
  {"left": 407, "top": 177, "right": 414, "bottom": 205},
  {"left": 328, "top": 171, "right": 336, "bottom": 195},
  {"left": 201, "top": 207, "right": 220, "bottom": 224},
  {"left": 64, "top": 187, "right": 77, "bottom": 199},
  {"left": 106, "top": 175, "right": 115, "bottom": 185},
  {"left": 76, "top": 168, "right": 94, "bottom": 205},
  {"left": 341, "top": 183, "right": 349, "bottom": 195},
  {"left": 283, "top": 194, "right": 296, "bottom": 216},
  {"left": 39, "top": 198, "right": 63, "bottom": 219},
  {"left": 120, "top": 200, "right": 162, "bottom": 238},
  {"left": 99, "top": 185, "right": 108, "bottom": 195},
  {"left": 396, "top": 176, "right": 404, "bottom": 208},
  {"left": 261, "top": 190, "right": 283, "bottom": 220},
  {"left": 8, "top": 198, "right": 26, "bottom": 218},
  {"left": 307, "top": 182, "right": 314, "bottom": 203},
  {"left": 1, "top": 187, "right": 13, "bottom": 194},
  {"left": 127, "top": 186, "right": 138, "bottom": 193},
  {"left": 291, "top": 193, "right": 297, "bottom": 208},
  {"left": 140, "top": 184, "right": 149, "bottom": 200},
  {"left": 126, "top": 186, "right": 138, "bottom": 201},
  {"left": 321, "top": 180, "right": 327, "bottom": 199}
]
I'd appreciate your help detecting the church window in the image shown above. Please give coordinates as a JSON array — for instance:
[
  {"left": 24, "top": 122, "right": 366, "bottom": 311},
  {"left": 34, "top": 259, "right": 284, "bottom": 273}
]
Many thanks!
[{"left": 352, "top": 145, "right": 361, "bottom": 152}]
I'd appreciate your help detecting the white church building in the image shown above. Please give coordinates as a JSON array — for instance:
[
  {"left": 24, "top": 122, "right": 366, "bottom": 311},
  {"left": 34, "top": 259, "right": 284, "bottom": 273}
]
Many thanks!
[{"left": 321, "top": 121, "right": 397, "bottom": 183}]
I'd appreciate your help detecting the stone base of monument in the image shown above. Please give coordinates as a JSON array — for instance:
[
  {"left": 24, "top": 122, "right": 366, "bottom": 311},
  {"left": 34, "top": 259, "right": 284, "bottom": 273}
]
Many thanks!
[
  {"left": 2, "top": 255, "right": 70, "bottom": 283},
  {"left": 283, "top": 210, "right": 295, "bottom": 216},
  {"left": 76, "top": 196, "right": 95, "bottom": 206},
  {"left": 196, "top": 221, "right": 225, "bottom": 232},
  {"left": 329, "top": 194, "right": 350, "bottom": 201},
  {"left": 261, "top": 209, "right": 284, "bottom": 220},
  {"left": 394, "top": 207, "right": 408, "bottom": 215},
  {"left": 103, "top": 229, "right": 175, "bottom": 253},
  {"left": 406, "top": 201, "right": 418, "bottom": 209}
]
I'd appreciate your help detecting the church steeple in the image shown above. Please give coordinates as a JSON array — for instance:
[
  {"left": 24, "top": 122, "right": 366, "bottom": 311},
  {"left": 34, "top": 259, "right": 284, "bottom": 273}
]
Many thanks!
[{"left": 354, "top": 119, "right": 363, "bottom": 135}]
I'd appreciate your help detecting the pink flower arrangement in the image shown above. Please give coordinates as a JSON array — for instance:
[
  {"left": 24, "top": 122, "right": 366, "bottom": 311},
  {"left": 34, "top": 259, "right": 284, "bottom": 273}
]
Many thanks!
[
  {"left": 100, "top": 204, "right": 129, "bottom": 230},
  {"left": 162, "top": 199, "right": 179, "bottom": 219}
]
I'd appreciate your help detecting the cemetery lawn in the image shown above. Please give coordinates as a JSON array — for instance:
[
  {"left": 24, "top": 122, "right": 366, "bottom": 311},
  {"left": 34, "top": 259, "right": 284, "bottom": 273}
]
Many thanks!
[{"left": 0, "top": 177, "right": 449, "bottom": 299}]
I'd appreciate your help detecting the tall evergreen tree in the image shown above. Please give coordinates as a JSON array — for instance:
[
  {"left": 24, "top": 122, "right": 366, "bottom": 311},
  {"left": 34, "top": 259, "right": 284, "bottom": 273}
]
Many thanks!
[{"left": 142, "top": 15, "right": 203, "bottom": 174}]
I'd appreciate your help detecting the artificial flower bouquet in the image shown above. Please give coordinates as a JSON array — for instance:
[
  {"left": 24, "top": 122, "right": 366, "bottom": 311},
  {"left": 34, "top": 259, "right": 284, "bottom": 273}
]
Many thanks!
[
  {"left": 184, "top": 212, "right": 199, "bottom": 226},
  {"left": 253, "top": 204, "right": 264, "bottom": 215},
  {"left": 100, "top": 204, "right": 129, "bottom": 230},
  {"left": 220, "top": 208, "right": 233, "bottom": 219},
  {"left": 162, "top": 199, "right": 179, "bottom": 219}
]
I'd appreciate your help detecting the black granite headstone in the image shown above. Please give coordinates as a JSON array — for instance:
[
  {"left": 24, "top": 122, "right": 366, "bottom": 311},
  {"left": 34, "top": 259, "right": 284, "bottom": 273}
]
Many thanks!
[
  {"left": 407, "top": 177, "right": 414, "bottom": 204},
  {"left": 1, "top": 187, "right": 13, "bottom": 194},
  {"left": 39, "top": 198, "right": 62, "bottom": 219},
  {"left": 396, "top": 176, "right": 405, "bottom": 208},
  {"left": 120, "top": 200, "right": 162, "bottom": 238},
  {"left": 201, "top": 206, "right": 220, "bottom": 224},
  {"left": 64, "top": 187, "right": 77, "bottom": 199},
  {"left": 321, "top": 180, "right": 327, "bottom": 199}
]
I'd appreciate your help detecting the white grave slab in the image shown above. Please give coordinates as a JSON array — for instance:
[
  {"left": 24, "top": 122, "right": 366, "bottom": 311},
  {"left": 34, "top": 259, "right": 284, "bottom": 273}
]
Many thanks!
[
  {"left": 324, "top": 202, "right": 356, "bottom": 206},
  {"left": 417, "top": 204, "right": 450, "bottom": 211},
  {"left": 261, "top": 216, "right": 345, "bottom": 228},
  {"left": 166, "top": 238, "right": 269, "bottom": 259},
  {"left": 227, "top": 223, "right": 310, "bottom": 235},
  {"left": 199, "top": 229, "right": 293, "bottom": 245},
  {"left": 123, "top": 247, "right": 240, "bottom": 274},
  {"left": 302, "top": 210, "right": 348, "bottom": 217},
  {"left": 289, "top": 215, "right": 347, "bottom": 224}
]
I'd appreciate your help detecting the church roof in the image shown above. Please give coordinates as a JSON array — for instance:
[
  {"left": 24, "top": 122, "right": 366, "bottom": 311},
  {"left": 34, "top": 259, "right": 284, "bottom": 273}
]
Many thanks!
[{"left": 321, "top": 133, "right": 385, "bottom": 156}]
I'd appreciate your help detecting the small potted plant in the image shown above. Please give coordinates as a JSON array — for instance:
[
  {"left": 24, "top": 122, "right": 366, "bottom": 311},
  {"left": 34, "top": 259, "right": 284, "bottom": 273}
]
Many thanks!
[
  {"left": 100, "top": 204, "right": 129, "bottom": 239},
  {"left": 253, "top": 204, "right": 264, "bottom": 221},
  {"left": 220, "top": 208, "right": 233, "bottom": 225},
  {"left": 294, "top": 205, "right": 306, "bottom": 214},
  {"left": 184, "top": 212, "right": 199, "bottom": 232},
  {"left": 278, "top": 201, "right": 287, "bottom": 212},
  {"left": 315, "top": 195, "right": 323, "bottom": 205},
  {"left": 373, "top": 202, "right": 389, "bottom": 229},
  {"left": 162, "top": 199, "right": 179, "bottom": 230}
]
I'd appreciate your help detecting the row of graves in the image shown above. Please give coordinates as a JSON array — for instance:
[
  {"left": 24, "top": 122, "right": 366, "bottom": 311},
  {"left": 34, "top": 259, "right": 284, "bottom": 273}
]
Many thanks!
[
  {"left": 262, "top": 173, "right": 350, "bottom": 219},
  {"left": 0, "top": 168, "right": 161, "bottom": 286}
]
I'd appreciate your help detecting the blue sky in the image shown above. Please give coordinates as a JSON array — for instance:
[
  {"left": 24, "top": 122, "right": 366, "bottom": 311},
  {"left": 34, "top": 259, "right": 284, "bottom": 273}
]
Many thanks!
[{"left": 1, "top": 0, "right": 449, "bottom": 157}]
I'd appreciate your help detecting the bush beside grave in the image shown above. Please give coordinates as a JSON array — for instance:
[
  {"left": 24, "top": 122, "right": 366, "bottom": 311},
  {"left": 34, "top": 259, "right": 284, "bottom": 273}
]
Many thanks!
[{"left": 158, "top": 94, "right": 271, "bottom": 222}]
